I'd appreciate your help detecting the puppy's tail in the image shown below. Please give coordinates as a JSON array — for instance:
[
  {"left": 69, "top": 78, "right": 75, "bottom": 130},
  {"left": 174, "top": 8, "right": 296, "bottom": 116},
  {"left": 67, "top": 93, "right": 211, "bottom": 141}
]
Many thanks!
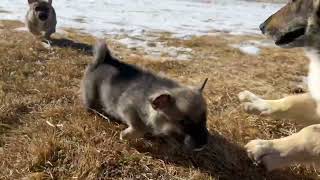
[{"left": 92, "top": 39, "right": 112, "bottom": 67}]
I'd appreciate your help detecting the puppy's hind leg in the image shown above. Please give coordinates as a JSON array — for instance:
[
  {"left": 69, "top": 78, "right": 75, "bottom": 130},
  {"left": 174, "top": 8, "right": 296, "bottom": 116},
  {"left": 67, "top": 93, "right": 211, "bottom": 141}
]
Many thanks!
[{"left": 81, "top": 78, "right": 100, "bottom": 112}]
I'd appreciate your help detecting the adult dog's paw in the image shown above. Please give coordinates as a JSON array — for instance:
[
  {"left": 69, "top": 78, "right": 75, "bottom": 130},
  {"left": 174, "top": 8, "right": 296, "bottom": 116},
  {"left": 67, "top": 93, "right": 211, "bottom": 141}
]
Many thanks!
[
  {"left": 245, "top": 139, "right": 282, "bottom": 171},
  {"left": 238, "top": 91, "right": 273, "bottom": 115},
  {"left": 246, "top": 139, "right": 274, "bottom": 162}
]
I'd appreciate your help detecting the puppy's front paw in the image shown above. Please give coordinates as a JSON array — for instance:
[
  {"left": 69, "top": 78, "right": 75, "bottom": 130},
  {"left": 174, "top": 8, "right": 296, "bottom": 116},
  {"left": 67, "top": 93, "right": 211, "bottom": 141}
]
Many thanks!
[
  {"left": 120, "top": 127, "right": 144, "bottom": 140},
  {"left": 238, "top": 91, "right": 273, "bottom": 115},
  {"left": 245, "top": 139, "right": 281, "bottom": 171}
]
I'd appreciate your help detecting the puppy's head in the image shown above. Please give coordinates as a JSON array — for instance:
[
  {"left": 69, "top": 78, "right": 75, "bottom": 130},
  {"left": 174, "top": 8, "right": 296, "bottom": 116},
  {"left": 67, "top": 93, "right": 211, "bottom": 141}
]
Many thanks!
[
  {"left": 28, "top": 0, "right": 53, "bottom": 21},
  {"left": 149, "top": 79, "right": 209, "bottom": 152}
]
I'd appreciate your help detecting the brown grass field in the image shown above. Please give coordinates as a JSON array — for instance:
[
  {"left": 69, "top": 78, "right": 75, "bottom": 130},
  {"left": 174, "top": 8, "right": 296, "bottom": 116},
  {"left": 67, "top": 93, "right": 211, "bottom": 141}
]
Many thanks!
[{"left": 0, "top": 20, "right": 319, "bottom": 179}]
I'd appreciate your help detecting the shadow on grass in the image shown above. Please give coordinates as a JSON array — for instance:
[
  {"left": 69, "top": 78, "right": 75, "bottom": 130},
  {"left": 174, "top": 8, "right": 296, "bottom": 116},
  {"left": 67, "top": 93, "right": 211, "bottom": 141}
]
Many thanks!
[
  {"left": 51, "top": 38, "right": 93, "bottom": 55},
  {"left": 131, "top": 132, "right": 312, "bottom": 180},
  {"left": 89, "top": 108, "right": 312, "bottom": 180},
  {"left": 0, "top": 103, "right": 34, "bottom": 146}
]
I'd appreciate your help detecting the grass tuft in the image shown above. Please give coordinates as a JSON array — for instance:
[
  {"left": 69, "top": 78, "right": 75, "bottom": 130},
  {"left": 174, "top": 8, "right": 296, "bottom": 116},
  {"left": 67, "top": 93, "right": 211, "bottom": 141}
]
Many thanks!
[{"left": 0, "top": 20, "right": 317, "bottom": 179}]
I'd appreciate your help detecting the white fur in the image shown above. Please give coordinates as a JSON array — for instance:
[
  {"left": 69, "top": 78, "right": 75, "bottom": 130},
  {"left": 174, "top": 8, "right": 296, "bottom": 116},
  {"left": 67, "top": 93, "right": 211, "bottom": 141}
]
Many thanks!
[
  {"left": 305, "top": 48, "right": 320, "bottom": 102},
  {"left": 237, "top": 49, "right": 320, "bottom": 171}
]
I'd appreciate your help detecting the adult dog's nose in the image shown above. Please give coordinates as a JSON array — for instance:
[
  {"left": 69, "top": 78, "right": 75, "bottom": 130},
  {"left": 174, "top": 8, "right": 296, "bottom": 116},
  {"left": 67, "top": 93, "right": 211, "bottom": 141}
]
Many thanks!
[{"left": 259, "top": 22, "right": 266, "bottom": 34}]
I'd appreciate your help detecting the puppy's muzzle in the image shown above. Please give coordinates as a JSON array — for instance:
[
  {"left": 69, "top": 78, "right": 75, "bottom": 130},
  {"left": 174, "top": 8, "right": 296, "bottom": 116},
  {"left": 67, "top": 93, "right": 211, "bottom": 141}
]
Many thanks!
[
  {"left": 38, "top": 12, "right": 49, "bottom": 21},
  {"left": 184, "top": 130, "right": 208, "bottom": 152}
]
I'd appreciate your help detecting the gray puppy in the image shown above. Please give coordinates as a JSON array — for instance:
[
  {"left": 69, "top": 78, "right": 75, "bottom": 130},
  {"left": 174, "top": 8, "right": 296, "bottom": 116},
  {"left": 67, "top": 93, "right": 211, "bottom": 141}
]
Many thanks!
[
  {"left": 82, "top": 40, "right": 209, "bottom": 151},
  {"left": 26, "top": 0, "right": 57, "bottom": 39}
]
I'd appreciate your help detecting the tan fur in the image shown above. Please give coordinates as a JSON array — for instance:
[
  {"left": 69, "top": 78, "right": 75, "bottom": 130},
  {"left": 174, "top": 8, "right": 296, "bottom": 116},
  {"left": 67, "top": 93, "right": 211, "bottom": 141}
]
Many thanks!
[
  {"left": 239, "top": 0, "right": 320, "bottom": 171},
  {"left": 239, "top": 91, "right": 319, "bottom": 126}
]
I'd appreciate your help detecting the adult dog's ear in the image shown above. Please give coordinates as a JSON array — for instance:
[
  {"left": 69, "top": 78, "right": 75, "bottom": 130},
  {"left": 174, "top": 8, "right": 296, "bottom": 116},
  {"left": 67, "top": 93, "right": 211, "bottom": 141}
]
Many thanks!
[
  {"left": 149, "top": 92, "right": 174, "bottom": 110},
  {"left": 48, "top": 0, "right": 52, "bottom": 5},
  {"left": 28, "top": 0, "right": 38, "bottom": 4}
]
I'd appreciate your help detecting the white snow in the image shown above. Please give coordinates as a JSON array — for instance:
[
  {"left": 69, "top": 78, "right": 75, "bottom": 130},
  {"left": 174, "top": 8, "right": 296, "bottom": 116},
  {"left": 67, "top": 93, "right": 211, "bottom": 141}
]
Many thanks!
[
  {"left": 0, "top": 0, "right": 283, "bottom": 36},
  {"left": 118, "top": 37, "right": 193, "bottom": 60},
  {"left": 232, "top": 44, "right": 261, "bottom": 55},
  {"left": 0, "top": 0, "right": 284, "bottom": 58},
  {"left": 231, "top": 39, "right": 276, "bottom": 55}
]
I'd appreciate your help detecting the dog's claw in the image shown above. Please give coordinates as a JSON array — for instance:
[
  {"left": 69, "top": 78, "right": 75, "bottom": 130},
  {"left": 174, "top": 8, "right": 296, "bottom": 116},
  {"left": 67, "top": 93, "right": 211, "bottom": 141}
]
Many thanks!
[
  {"left": 239, "top": 91, "right": 273, "bottom": 115},
  {"left": 245, "top": 139, "right": 282, "bottom": 171}
]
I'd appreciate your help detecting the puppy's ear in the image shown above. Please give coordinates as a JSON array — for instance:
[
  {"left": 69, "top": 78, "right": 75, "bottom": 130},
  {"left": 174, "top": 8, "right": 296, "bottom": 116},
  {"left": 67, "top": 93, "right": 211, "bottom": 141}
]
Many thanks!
[
  {"left": 28, "top": 0, "right": 38, "bottom": 4},
  {"left": 48, "top": 0, "right": 52, "bottom": 5},
  {"left": 150, "top": 92, "right": 173, "bottom": 110},
  {"left": 198, "top": 78, "right": 208, "bottom": 93}
]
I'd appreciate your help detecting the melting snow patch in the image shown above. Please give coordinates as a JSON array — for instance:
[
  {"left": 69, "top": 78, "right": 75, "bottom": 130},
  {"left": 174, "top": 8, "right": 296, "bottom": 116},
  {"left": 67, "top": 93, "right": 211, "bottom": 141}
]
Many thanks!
[
  {"left": 118, "top": 36, "right": 192, "bottom": 60},
  {"left": 231, "top": 39, "right": 277, "bottom": 56},
  {"left": 247, "top": 39, "right": 277, "bottom": 48},
  {"left": 231, "top": 43, "right": 260, "bottom": 55}
]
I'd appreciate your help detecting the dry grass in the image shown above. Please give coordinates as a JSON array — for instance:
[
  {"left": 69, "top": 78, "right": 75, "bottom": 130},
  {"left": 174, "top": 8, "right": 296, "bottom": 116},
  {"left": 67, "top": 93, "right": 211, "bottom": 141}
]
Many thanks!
[{"left": 0, "top": 20, "right": 318, "bottom": 179}]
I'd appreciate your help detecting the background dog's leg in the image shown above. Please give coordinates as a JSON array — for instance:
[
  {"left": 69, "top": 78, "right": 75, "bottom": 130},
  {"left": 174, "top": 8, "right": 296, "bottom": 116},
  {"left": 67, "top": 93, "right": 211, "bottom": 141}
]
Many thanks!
[
  {"left": 246, "top": 124, "right": 320, "bottom": 171},
  {"left": 239, "top": 91, "right": 319, "bottom": 125},
  {"left": 44, "top": 27, "right": 55, "bottom": 41},
  {"left": 27, "top": 27, "right": 41, "bottom": 37}
]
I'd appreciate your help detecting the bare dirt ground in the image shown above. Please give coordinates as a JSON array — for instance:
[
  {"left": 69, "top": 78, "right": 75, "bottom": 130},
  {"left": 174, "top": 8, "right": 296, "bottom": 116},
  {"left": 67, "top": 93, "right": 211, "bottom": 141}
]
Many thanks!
[{"left": 0, "top": 20, "right": 318, "bottom": 179}]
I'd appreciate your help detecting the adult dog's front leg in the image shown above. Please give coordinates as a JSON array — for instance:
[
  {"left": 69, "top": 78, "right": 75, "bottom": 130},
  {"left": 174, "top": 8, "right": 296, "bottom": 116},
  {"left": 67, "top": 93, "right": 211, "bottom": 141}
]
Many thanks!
[
  {"left": 246, "top": 124, "right": 320, "bottom": 171},
  {"left": 239, "top": 91, "right": 319, "bottom": 125}
]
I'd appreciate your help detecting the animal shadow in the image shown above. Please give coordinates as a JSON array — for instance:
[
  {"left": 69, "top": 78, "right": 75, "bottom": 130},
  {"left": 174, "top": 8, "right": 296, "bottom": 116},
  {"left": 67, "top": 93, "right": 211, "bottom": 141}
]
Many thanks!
[
  {"left": 132, "top": 132, "right": 313, "bottom": 180},
  {"left": 50, "top": 38, "right": 92, "bottom": 55}
]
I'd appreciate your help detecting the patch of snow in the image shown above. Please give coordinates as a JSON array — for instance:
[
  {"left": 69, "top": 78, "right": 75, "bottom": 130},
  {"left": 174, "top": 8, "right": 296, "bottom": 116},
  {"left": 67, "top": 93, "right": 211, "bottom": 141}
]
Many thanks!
[
  {"left": 1, "top": 0, "right": 283, "bottom": 37},
  {"left": 247, "top": 39, "right": 277, "bottom": 48},
  {"left": 231, "top": 43, "right": 261, "bottom": 55},
  {"left": 118, "top": 37, "right": 192, "bottom": 60},
  {"left": 231, "top": 39, "right": 278, "bottom": 55}
]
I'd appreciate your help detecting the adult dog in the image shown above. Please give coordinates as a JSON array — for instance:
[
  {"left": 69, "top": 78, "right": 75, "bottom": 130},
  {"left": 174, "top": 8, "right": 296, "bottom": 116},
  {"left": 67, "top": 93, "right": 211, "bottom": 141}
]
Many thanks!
[{"left": 239, "top": 0, "right": 320, "bottom": 171}]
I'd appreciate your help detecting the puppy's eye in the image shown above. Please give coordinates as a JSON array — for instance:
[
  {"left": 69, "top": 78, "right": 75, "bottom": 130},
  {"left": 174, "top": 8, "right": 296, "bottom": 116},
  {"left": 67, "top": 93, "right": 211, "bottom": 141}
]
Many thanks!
[
  {"left": 180, "top": 120, "right": 187, "bottom": 126},
  {"left": 35, "top": 6, "right": 49, "bottom": 11},
  {"left": 180, "top": 119, "right": 191, "bottom": 126}
]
